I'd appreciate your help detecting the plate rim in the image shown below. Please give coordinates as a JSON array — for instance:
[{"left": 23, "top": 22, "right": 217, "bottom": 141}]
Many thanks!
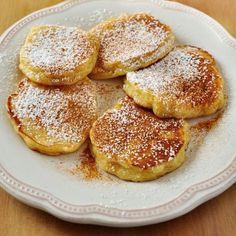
[{"left": 0, "top": 0, "right": 236, "bottom": 226}]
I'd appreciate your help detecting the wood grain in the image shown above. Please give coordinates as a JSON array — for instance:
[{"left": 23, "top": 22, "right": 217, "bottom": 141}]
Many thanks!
[{"left": 0, "top": 1, "right": 235, "bottom": 235}]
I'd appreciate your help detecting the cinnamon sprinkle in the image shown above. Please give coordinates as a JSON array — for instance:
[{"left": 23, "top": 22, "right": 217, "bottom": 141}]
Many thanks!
[
  {"left": 78, "top": 145, "right": 101, "bottom": 180},
  {"left": 191, "top": 111, "right": 223, "bottom": 134},
  {"left": 127, "top": 46, "right": 222, "bottom": 107},
  {"left": 91, "top": 97, "right": 186, "bottom": 169},
  {"left": 92, "top": 13, "right": 172, "bottom": 68},
  {"left": 189, "top": 111, "right": 223, "bottom": 149},
  {"left": 8, "top": 78, "right": 96, "bottom": 144}
]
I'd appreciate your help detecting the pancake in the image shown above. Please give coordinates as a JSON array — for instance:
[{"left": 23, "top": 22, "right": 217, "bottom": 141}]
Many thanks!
[
  {"left": 89, "top": 13, "right": 174, "bottom": 80},
  {"left": 20, "top": 25, "right": 100, "bottom": 86},
  {"left": 124, "top": 46, "right": 225, "bottom": 118},
  {"left": 90, "top": 97, "right": 189, "bottom": 182},
  {"left": 7, "top": 78, "right": 97, "bottom": 155}
]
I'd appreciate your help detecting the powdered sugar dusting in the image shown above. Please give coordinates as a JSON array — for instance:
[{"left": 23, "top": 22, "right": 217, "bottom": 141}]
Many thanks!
[
  {"left": 22, "top": 26, "right": 94, "bottom": 75},
  {"left": 127, "top": 46, "right": 220, "bottom": 106},
  {"left": 63, "top": 9, "right": 114, "bottom": 28},
  {"left": 9, "top": 79, "right": 96, "bottom": 144},
  {"left": 92, "top": 97, "right": 185, "bottom": 169},
  {"left": 0, "top": 45, "right": 21, "bottom": 101},
  {"left": 93, "top": 13, "right": 171, "bottom": 67},
  {"left": 95, "top": 78, "right": 125, "bottom": 116}
]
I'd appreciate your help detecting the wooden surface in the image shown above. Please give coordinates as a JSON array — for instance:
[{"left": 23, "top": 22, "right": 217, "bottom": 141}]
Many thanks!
[{"left": 0, "top": 1, "right": 235, "bottom": 235}]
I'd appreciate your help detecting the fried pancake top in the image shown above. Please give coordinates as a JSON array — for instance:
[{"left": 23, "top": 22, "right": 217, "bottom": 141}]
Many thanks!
[
  {"left": 8, "top": 78, "right": 96, "bottom": 144},
  {"left": 91, "top": 13, "right": 172, "bottom": 69},
  {"left": 21, "top": 26, "right": 95, "bottom": 75},
  {"left": 91, "top": 97, "right": 186, "bottom": 169},
  {"left": 127, "top": 46, "right": 223, "bottom": 107}
]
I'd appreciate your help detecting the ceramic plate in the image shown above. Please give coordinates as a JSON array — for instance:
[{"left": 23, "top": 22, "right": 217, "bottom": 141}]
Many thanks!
[{"left": 0, "top": 0, "right": 235, "bottom": 227}]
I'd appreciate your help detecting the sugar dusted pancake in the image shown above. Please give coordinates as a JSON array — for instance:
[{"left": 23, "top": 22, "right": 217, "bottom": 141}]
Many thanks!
[
  {"left": 124, "top": 46, "right": 225, "bottom": 118},
  {"left": 89, "top": 13, "right": 175, "bottom": 79},
  {"left": 90, "top": 97, "right": 189, "bottom": 182},
  {"left": 7, "top": 78, "right": 97, "bottom": 155},
  {"left": 20, "top": 25, "right": 99, "bottom": 86}
]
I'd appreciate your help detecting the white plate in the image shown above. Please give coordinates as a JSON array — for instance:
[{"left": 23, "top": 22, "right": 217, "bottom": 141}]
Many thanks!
[{"left": 0, "top": 0, "right": 236, "bottom": 227}]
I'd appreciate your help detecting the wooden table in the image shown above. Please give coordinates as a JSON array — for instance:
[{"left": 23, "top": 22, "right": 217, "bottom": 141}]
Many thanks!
[{"left": 0, "top": 1, "right": 235, "bottom": 235}]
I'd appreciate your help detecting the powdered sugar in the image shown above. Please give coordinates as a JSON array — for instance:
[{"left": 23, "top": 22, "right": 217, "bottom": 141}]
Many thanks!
[
  {"left": 91, "top": 97, "right": 185, "bottom": 169},
  {"left": 127, "top": 46, "right": 219, "bottom": 106},
  {"left": 23, "top": 26, "right": 94, "bottom": 75},
  {"left": 93, "top": 13, "right": 171, "bottom": 67},
  {"left": 63, "top": 9, "right": 114, "bottom": 29},
  {"left": 9, "top": 79, "right": 96, "bottom": 144}
]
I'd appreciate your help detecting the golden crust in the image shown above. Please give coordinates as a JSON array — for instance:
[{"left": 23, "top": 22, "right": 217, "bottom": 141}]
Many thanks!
[
  {"left": 90, "top": 97, "right": 189, "bottom": 182},
  {"left": 89, "top": 13, "right": 175, "bottom": 80},
  {"left": 7, "top": 78, "right": 97, "bottom": 155},
  {"left": 20, "top": 26, "right": 100, "bottom": 86},
  {"left": 124, "top": 45, "right": 225, "bottom": 118}
]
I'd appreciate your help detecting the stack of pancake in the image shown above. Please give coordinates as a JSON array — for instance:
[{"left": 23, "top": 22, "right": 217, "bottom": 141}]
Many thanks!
[{"left": 7, "top": 14, "right": 225, "bottom": 181}]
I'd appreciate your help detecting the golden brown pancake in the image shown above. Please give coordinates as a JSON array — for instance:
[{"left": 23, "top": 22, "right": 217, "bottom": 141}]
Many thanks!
[
  {"left": 124, "top": 45, "right": 225, "bottom": 118},
  {"left": 89, "top": 13, "right": 175, "bottom": 79},
  {"left": 20, "top": 25, "right": 100, "bottom": 86},
  {"left": 90, "top": 97, "right": 189, "bottom": 182},
  {"left": 7, "top": 78, "right": 97, "bottom": 155}
]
